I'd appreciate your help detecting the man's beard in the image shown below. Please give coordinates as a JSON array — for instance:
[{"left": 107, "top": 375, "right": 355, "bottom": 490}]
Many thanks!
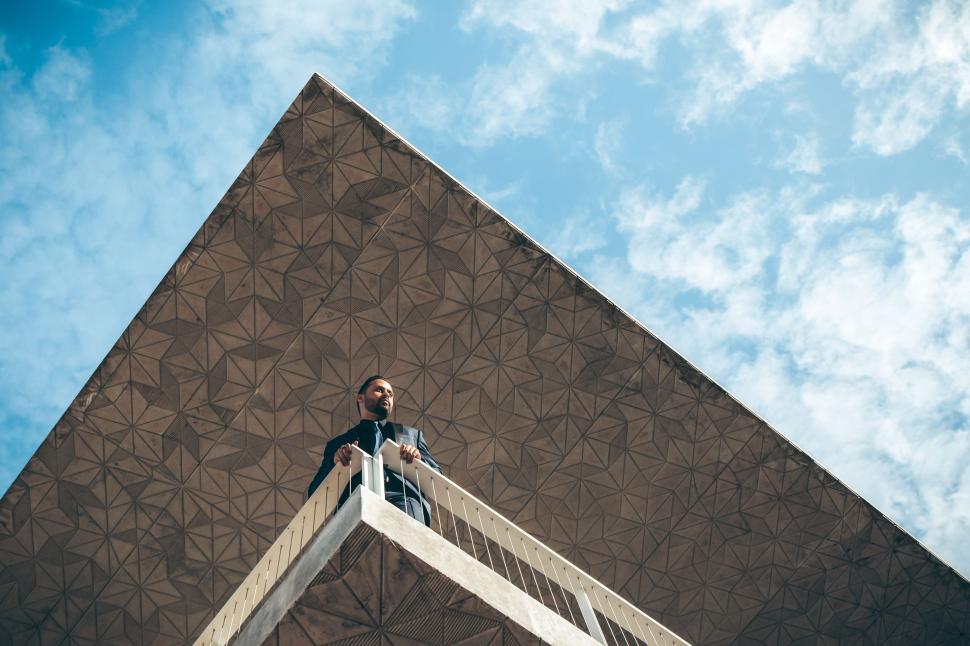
[{"left": 367, "top": 400, "right": 390, "bottom": 419}]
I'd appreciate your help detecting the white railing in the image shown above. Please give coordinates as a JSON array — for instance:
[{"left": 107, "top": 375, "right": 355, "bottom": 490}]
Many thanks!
[
  {"left": 196, "top": 440, "right": 690, "bottom": 646},
  {"left": 377, "top": 440, "right": 689, "bottom": 646},
  {"left": 193, "top": 448, "right": 368, "bottom": 646}
]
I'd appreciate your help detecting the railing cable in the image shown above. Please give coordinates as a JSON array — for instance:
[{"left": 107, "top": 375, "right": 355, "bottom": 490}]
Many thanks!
[
  {"left": 520, "top": 536, "right": 545, "bottom": 607},
  {"left": 414, "top": 465, "right": 423, "bottom": 525},
  {"left": 535, "top": 545, "right": 560, "bottom": 616},
  {"left": 429, "top": 476, "right": 445, "bottom": 539},
  {"left": 631, "top": 609, "right": 647, "bottom": 645},
  {"left": 549, "top": 555, "right": 577, "bottom": 625},
  {"left": 492, "top": 515, "right": 512, "bottom": 582},
  {"left": 460, "top": 497, "right": 478, "bottom": 560},
  {"left": 445, "top": 485, "right": 462, "bottom": 550},
  {"left": 506, "top": 527, "right": 529, "bottom": 595},
  {"left": 605, "top": 595, "right": 630, "bottom": 646},
  {"left": 477, "top": 507, "right": 494, "bottom": 570},
  {"left": 609, "top": 593, "right": 633, "bottom": 646},
  {"left": 616, "top": 603, "right": 641, "bottom": 646},
  {"left": 401, "top": 454, "right": 409, "bottom": 517},
  {"left": 592, "top": 586, "right": 621, "bottom": 646}
]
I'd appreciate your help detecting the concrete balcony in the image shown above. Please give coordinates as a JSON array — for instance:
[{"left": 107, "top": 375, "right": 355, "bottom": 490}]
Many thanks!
[{"left": 196, "top": 442, "right": 690, "bottom": 646}]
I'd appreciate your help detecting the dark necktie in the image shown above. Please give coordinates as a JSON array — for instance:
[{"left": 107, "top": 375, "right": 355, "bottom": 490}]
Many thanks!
[{"left": 363, "top": 420, "right": 382, "bottom": 455}]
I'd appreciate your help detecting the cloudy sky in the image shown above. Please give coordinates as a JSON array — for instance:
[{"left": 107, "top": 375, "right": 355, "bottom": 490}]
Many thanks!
[{"left": 1, "top": 1, "right": 968, "bottom": 576}]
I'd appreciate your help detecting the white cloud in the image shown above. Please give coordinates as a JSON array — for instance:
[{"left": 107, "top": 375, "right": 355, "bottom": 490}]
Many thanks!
[
  {"left": 384, "top": 74, "right": 460, "bottom": 136},
  {"left": 96, "top": 5, "right": 139, "bottom": 36},
  {"left": 408, "top": 1, "right": 969, "bottom": 157},
  {"left": 943, "top": 135, "right": 968, "bottom": 164},
  {"left": 543, "top": 212, "right": 608, "bottom": 259},
  {"left": 204, "top": 0, "right": 414, "bottom": 102},
  {"left": 852, "top": 74, "right": 951, "bottom": 155},
  {"left": 614, "top": 177, "right": 792, "bottom": 292},
  {"left": 0, "top": 1, "right": 416, "bottom": 489},
  {"left": 389, "top": 0, "right": 629, "bottom": 146},
  {"left": 593, "top": 118, "right": 627, "bottom": 175},
  {"left": 480, "top": 181, "right": 520, "bottom": 205},
  {"left": 778, "top": 133, "right": 823, "bottom": 174},
  {"left": 461, "top": 0, "right": 632, "bottom": 57},
  {"left": 704, "top": 0, "right": 970, "bottom": 155},
  {"left": 384, "top": 45, "right": 574, "bottom": 147},
  {"left": 601, "top": 182, "right": 970, "bottom": 575},
  {"left": 461, "top": 46, "right": 566, "bottom": 145},
  {"left": 30, "top": 45, "right": 91, "bottom": 101}
]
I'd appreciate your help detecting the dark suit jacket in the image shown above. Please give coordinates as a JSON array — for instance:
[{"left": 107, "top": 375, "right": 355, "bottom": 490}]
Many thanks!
[{"left": 307, "top": 421, "right": 441, "bottom": 511}]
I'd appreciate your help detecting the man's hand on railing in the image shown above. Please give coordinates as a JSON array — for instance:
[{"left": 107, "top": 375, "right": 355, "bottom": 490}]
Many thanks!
[
  {"left": 333, "top": 441, "right": 359, "bottom": 466},
  {"left": 400, "top": 443, "right": 421, "bottom": 464}
]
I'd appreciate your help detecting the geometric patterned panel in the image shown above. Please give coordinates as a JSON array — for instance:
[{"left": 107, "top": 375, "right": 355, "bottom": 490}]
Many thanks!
[
  {"left": 263, "top": 524, "right": 542, "bottom": 645},
  {"left": 0, "top": 73, "right": 967, "bottom": 645}
]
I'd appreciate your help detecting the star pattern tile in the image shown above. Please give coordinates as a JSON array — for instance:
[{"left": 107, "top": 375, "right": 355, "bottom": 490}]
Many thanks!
[{"left": 0, "top": 74, "right": 967, "bottom": 645}]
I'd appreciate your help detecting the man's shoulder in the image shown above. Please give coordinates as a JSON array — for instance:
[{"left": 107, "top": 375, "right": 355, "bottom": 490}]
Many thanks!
[{"left": 388, "top": 422, "right": 422, "bottom": 436}]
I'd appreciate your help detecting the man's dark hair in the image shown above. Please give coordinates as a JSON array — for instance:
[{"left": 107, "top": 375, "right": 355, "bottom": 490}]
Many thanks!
[{"left": 357, "top": 375, "right": 387, "bottom": 395}]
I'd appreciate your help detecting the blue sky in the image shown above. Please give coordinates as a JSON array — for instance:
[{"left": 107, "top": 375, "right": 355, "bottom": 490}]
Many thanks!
[{"left": 1, "top": 1, "right": 968, "bottom": 577}]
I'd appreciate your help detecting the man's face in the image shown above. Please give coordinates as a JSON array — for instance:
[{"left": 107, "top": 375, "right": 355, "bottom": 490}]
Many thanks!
[{"left": 358, "top": 379, "right": 394, "bottom": 420}]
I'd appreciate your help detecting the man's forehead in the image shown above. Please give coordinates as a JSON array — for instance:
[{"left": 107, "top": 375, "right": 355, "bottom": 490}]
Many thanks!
[{"left": 368, "top": 379, "right": 393, "bottom": 391}]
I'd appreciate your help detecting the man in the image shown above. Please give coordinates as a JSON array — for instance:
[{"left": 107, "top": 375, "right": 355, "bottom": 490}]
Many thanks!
[{"left": 307, "top": 375, "right": 441, "bottom": 524}]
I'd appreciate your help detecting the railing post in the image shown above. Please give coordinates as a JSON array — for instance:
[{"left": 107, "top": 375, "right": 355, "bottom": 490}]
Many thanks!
[
  {"left": 576, "top": 586, "right": 607, "bottom": 644},
  {"left": 371, "top": 447, "right": 385, "bottom": 498},
  {"left": 359, "top": 453, "right": 371, "bottom": 490}
]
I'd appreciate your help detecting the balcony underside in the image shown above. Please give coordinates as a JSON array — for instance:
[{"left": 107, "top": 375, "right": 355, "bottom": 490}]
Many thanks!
[{"left": 244, "top": 489, "right": 598, "bottom": 646}]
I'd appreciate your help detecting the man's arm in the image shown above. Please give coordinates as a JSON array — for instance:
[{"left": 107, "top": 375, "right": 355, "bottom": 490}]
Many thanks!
[{"left": 307, "top": 440, "right": 338, "bottom": 498}]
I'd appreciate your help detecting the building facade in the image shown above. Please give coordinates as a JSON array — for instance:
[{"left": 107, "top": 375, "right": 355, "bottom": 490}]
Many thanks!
[{"left": 0, "top": 74, "right": 967, "bottom": 644}]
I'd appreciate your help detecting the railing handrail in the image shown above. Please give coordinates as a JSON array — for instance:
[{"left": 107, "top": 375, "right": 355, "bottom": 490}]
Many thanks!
[
  {"left": 378, "top": 439, "right": 690, "bottom": 645},
  {"left": 198, "top": 439, "right": 689, "bottom": 645},
  {"left": 193, "top": 447, "right": 369, "bottom": 646}
]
